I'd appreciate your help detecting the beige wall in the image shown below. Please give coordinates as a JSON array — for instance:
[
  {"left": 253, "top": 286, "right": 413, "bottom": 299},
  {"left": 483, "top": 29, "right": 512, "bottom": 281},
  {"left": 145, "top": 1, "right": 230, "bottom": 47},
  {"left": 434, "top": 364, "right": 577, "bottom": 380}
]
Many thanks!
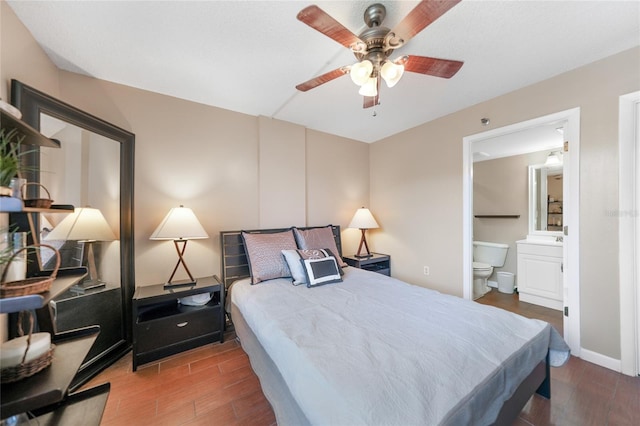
[
  {"left": 3, "top": 0, "right": 640, "bottom": 362},
  {"left": 0, "top": 1, "right": 59, "bottom": 104},
  {"left": 473, "top": 150, "right": 550, "bottom": 280},
  {"left": 258, "top": 116, "right": 306, "bottom": 228},
  {"left": 1, "top": 0, "right": 370, "bottom": 291},
  {"left": 305, "top": 129, "right": 371, "bottom": 256},
  {"left": 371, "top": 46, "right": 640, "bottom": 359}
]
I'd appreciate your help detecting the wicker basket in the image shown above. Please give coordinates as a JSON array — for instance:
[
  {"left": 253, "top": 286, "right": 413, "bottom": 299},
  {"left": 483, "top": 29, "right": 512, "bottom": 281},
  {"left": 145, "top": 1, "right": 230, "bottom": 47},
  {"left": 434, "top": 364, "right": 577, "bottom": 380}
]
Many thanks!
[
  {"left": 1, "top": 311, "right": 55, "bottom": 383},
  {"left": 21, "top": 182, "right": 54, "bottom": 208},
  {"left": 0, "top": 244, "right": 61, "bottom": 298}
]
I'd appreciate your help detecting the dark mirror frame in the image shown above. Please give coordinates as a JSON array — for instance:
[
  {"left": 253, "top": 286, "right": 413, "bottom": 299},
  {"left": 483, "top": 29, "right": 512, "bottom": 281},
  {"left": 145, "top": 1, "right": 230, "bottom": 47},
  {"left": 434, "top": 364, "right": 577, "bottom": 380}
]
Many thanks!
[{"left": 11, "top": 79, "right": 135, "bottom": 385}]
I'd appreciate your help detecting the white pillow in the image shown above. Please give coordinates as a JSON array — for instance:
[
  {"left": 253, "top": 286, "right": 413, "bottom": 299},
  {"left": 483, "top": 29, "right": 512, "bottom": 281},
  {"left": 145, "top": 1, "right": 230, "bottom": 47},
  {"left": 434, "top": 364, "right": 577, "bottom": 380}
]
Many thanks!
[
  {"left": 282, "top": 249, "right": 309, "bottom": 285},
  {"left": 282, "top": 248, "right": 342, "bottom": 286}
]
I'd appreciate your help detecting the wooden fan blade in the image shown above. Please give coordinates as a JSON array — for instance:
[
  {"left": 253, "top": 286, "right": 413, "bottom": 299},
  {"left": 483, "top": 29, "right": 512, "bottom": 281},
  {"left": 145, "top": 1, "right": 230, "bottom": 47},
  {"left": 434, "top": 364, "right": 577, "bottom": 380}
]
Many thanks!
[
  {"left": 297, "top": 5, "right": 365, "bottom": 51},
  {"left": 387, "top": 0, "right": 461, "bottom": 49},
  {"left": 400, "top": 55, "right": 463, "bottom": 79},
  {"left": 296, "top": 67, "right": 349, "bottom": 92}
]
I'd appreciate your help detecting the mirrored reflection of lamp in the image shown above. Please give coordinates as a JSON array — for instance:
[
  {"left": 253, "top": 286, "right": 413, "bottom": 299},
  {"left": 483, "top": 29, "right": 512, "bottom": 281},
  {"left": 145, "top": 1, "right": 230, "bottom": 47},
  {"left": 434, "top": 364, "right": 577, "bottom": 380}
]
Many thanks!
[
  {"left": 44, "top": 207, "right": 116, "bottom": 288},
  {"left": 150, "top": 205, "right": 209, "bottom": 287},
  {"left": 348, "top": 207, "right": 380, "bottom": 258}
]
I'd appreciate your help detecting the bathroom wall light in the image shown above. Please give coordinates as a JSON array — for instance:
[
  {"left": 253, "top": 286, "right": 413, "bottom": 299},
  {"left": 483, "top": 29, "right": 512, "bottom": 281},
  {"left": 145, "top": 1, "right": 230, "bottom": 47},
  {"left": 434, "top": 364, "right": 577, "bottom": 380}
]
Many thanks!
[{"left": 544, "top": 151, "right": 563, "bottom": 166}]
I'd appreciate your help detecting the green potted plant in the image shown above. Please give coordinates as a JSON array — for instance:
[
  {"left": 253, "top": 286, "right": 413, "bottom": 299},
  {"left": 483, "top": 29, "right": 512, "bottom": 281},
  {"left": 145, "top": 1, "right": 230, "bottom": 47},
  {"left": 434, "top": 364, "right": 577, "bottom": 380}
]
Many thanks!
[{"left": 0, "top": 127, "right": 27, "bottom": 211}]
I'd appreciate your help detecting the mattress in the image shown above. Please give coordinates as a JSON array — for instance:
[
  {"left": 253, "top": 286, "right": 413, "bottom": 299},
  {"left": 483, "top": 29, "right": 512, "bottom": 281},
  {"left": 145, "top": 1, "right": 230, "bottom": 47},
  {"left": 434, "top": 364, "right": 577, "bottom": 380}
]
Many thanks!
[{"left": 231, "top": 267, "right": 569, "bottom": 425}]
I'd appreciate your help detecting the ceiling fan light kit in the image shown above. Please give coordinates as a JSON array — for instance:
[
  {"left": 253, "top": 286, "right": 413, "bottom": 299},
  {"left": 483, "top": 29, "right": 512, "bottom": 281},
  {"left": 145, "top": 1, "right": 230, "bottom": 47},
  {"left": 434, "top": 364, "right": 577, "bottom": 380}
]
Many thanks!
[
  {"left": 358, "top": 77, "right": 379, "bottom": 97},
  {"left": 296, "top": 1, "right": 464, "bottom": 108},
  {"left": 350, "top": 60, "right": 374, "bottom": 86},
  {"left": 380, "top": 61, "right": 404, "bottom": 88}
]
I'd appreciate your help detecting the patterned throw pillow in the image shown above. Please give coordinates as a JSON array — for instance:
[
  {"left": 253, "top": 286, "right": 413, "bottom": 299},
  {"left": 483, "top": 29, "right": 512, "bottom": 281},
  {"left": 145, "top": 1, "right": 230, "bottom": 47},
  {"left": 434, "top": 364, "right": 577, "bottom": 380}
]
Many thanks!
[
  {"left": 282, "top": 248, "right": 341, "bottom": 285},
  {"left": 293, "top": 226, "right": 346, "bottom": 268},
  {"left": 301, "top": 256, "right": 342, "bottom": 287},
  {"left": 242, "top": 230, "right": 297, "bottom": 284}
]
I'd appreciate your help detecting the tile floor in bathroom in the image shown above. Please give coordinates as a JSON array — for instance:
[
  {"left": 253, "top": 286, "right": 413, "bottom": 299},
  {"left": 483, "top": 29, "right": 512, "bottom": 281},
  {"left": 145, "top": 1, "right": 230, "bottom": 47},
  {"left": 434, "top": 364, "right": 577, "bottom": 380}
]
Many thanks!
[{"left": 476, "top": 288, "right": 563, "bottom": 334}]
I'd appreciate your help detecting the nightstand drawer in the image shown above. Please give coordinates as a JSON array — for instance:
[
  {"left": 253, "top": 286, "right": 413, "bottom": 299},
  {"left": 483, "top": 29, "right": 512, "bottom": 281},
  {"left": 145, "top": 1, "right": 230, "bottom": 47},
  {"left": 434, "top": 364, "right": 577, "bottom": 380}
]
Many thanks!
[
  {"left": 132, "top": 276, "right": 225, "bottom": 370},
  {"left": 135, "top": 304, "right": 221, "bottom": 353},
  {"left": 343, "top": 253, "right": 391, "bottom": 276},
  {"left": 364, "top": 265, "right": 390, "bottom": 276}
]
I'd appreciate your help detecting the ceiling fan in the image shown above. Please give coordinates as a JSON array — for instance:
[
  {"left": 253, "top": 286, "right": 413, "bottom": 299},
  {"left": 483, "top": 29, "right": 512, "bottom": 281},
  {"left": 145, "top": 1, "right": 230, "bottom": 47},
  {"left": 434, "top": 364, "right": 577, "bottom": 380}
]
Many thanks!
[{"left": 295, "top": 0, "right": 464, "bottom": 108}]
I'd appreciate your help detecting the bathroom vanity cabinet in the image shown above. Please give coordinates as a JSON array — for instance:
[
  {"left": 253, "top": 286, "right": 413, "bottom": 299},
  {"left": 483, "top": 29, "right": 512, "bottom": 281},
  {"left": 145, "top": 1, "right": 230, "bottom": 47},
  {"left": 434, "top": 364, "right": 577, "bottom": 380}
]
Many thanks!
[{"left": 516, "top": 240, "right": 563, "bottom": 311}]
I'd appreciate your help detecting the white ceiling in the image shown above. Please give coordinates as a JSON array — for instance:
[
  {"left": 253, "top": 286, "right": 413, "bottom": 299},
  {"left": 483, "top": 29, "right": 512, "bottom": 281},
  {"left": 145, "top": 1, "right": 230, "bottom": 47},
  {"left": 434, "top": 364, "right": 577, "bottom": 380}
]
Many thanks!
[
  {"left": 8, "top": 1, "right": 640, "bottom": 143},
  {"left": 472, "top": 121, "right": 564, "bottom": 162}
]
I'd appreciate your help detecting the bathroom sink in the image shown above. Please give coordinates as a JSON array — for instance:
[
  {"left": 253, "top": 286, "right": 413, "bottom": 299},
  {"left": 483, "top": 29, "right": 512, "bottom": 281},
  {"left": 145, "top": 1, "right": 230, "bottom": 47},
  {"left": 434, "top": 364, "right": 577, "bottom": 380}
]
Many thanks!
[{"left": 517, "top": 236, "right": 563, "bottom": 246}]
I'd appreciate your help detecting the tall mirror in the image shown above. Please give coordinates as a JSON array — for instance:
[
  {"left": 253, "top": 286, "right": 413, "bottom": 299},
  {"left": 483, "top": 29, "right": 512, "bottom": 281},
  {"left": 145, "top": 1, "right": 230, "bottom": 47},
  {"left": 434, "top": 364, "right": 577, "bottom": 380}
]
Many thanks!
[
  {"left": 11, "top": 79, "right": 134, "bottom": 388},
  {"left": 528, "top": 163, "right": 563, "bottom": 235}
]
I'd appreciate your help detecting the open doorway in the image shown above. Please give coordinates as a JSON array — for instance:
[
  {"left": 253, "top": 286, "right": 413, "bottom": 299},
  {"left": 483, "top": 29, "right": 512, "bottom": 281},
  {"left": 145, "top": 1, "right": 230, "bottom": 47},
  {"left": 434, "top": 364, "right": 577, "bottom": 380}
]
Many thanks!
[{"left": 462, "top": 108, "right": 581, "bottom": 356}]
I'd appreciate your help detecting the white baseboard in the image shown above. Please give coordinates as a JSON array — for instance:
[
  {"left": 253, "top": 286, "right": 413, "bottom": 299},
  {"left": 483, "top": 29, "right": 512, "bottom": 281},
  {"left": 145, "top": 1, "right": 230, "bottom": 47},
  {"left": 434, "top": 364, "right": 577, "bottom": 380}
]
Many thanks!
[
  {"left": 579, "top": 348, "right": 621, "bottom": 373},
  {"left": 487, "top": 280, "right": 497, "bottom": 288}
]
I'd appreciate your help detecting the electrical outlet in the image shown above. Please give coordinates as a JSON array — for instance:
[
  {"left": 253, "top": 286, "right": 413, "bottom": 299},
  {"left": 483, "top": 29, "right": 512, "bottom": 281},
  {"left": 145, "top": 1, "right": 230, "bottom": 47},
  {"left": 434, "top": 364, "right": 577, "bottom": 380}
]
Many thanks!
[{"left": 423, "top": 266, "right": 430, "bottom": 276}]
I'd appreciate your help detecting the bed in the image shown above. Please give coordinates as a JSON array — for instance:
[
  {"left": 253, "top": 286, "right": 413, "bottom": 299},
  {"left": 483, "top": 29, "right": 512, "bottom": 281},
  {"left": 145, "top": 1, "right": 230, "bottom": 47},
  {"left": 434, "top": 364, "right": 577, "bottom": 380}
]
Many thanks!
[{"left": 221, "top": 226, "right": 569, "bottom": 426}]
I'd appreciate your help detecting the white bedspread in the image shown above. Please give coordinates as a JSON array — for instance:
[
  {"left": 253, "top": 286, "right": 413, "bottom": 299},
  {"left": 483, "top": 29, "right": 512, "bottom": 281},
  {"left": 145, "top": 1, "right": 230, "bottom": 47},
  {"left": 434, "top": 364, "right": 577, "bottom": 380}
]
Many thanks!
[{"left": 231, "top": 267, "right": 569, "bottom": 426}]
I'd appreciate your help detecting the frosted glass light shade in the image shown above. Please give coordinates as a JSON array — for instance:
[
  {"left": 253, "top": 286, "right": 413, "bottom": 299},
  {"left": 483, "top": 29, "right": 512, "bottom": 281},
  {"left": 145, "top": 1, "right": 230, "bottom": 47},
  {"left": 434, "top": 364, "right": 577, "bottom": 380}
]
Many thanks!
[
  {"left": 358, "top": 77, "right": 378, "bottom": 97},
  {"left": 350, "top": 60, "right": 373, "bottom": 86},
  {"left": 150, "top": 206, "right": 209, "bottom": 240},
  {"left": 380, "top": 61, "right": 404, "bottom": 88},
  {"left": 348, "top": 207, "right": 379, "bottom": 230},
  {"left": 45, "top": 207, "right": 116, "bottom": 242},
  {"left": 544, "top": 151, "right": 563, "bottom": 166}
]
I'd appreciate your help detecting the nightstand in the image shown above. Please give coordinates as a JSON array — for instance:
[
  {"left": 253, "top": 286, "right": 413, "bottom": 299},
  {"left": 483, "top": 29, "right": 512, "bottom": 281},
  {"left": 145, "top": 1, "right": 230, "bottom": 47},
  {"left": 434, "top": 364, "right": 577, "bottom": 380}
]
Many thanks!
[
  {"left": 132, "top": 275, "right": 225, "bottom": 371},
  {"left": 343, "top": 253, "right": 391, "bottom": 276}
]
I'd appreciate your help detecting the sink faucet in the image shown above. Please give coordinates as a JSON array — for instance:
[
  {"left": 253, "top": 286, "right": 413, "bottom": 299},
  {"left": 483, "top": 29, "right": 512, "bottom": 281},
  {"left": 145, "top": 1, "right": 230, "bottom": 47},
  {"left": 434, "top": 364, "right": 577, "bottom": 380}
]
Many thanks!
[{"left": 556, "top": 236, "right": 563, "bottom": 242}]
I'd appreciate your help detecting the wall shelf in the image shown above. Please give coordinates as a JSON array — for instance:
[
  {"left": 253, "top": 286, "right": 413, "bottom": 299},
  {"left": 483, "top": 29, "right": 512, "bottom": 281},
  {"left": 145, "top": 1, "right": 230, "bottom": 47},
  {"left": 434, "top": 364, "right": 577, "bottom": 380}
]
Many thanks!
[
  {"left": 1, "top": 110, "right": 60, "bottom": 148},
  {"left": 0, "top": 326, "right": 100, "bottom": 419},
  {"left": 474, "top": 215, "right": 521, "bottom": 219},
  {"left": 0, "top": 268, "right": 88, "bottom": 314},
  {"left": 31, "top": 382, "right": 110, "bottom": 424}
]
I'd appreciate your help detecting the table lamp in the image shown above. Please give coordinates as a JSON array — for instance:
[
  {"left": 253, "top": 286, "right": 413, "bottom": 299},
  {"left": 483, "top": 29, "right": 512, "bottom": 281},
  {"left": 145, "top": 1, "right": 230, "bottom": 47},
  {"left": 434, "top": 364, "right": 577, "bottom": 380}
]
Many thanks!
[
  {"left": 150, "top": 205, "right": 209, "bottom": 287},
  {"left": 348, "top": 207, "right": 379, "bottom": 258},
  {"left": 44, "top": 207, "right": 116, "bottom": 288}
]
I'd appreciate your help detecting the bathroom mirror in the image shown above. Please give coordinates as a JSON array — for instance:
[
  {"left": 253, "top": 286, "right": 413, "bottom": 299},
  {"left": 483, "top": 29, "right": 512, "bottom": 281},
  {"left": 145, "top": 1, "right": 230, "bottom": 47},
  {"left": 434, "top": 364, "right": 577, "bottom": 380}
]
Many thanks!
[
  {"left": 528, "top": 163, "right": 563, "bottom": 235},
  {"left": 11, "top": 79, "right": 134, "bottom": 388}
]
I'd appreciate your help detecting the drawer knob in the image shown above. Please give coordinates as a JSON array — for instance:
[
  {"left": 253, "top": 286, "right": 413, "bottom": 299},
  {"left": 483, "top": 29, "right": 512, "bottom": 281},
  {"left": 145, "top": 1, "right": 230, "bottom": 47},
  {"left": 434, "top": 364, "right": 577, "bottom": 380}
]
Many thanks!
[{"left": 176, "top": 322, "right": 188, "bottom": 328}]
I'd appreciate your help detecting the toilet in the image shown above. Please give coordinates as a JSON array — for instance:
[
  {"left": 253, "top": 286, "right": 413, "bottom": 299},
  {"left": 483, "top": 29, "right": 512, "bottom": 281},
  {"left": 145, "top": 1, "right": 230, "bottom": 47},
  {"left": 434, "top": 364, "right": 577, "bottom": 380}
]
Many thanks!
[{"left": 473, "top": 241, "right": 509, "bottom": 299}]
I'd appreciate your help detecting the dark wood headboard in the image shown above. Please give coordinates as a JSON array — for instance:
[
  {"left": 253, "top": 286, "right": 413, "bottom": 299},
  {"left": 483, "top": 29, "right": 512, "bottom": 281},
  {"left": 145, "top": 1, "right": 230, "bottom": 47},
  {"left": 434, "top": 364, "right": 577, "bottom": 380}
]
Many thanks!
[{"left": 220, "top": 225, "right": 342, "bottom": 288}]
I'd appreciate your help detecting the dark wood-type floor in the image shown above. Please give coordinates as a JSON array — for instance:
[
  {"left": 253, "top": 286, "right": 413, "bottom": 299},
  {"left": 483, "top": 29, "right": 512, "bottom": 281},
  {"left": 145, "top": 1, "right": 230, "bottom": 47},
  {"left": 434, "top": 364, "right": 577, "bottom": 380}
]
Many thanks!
[{"left": 86, "top": 290, "right": 639, "bottom": 425}]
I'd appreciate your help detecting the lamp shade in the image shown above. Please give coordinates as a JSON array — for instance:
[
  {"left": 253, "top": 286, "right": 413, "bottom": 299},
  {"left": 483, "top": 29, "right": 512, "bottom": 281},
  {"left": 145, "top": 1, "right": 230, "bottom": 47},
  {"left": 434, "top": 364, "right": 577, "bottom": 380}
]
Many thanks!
[
  {"left": 45, "top": 207, "right": 116, "bottom": 242},
  {"left": 380, "top": 61, "right": 404, "bottom": 88},
  {"left": 150, "top": 206, "right": 209, "bottom": 240},
  {"left": 350, "top": 60, "right": 373, "bottom": 86},
  {"left": 348, "top": 207, "right": 379, "bottom": 230},
  {"left": 358, "top": 77, "right": 378, "bottom": 97}
]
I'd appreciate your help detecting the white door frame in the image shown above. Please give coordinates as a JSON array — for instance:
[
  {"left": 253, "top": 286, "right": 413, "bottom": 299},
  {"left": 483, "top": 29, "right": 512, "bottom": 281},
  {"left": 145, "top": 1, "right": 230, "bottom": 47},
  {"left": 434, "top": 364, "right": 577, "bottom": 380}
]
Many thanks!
[
  {"left": 619, "top": 91, "right": 639, "bottom": 376},
  {"left": 463, "top": 108, "right": 581, "bottom": 355}
]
